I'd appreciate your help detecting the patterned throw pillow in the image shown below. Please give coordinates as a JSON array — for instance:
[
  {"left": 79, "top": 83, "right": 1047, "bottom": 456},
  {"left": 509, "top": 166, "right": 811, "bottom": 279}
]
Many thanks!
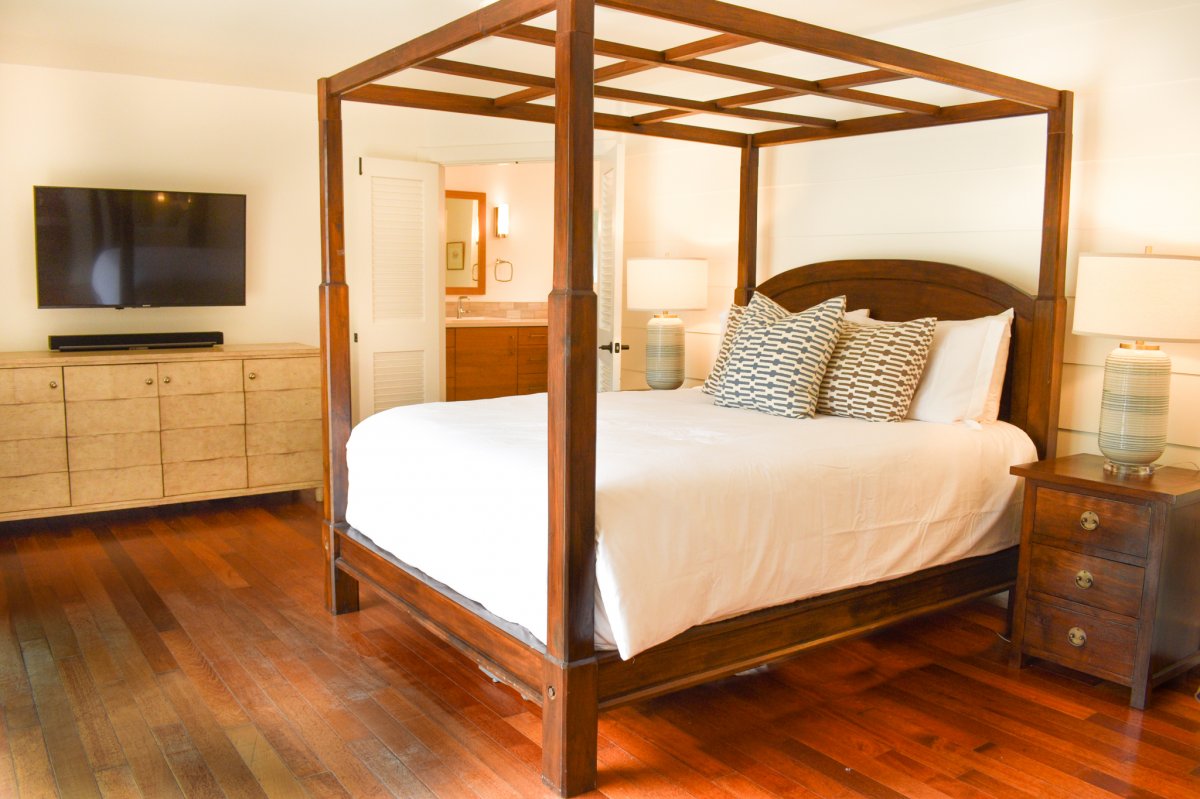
[
  {"left": 701, "top": 293, "right": 790, "bottom": 395},
  {"left": 817, "top": 318, "right": 936, "bottom": 422},
  {"left": 715, "top": 295, "right": 846, "bottom": 418}
]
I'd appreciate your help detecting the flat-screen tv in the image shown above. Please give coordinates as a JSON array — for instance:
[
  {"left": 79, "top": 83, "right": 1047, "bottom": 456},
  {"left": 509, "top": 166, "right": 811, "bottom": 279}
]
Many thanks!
[{"left": 34, "top": 186, "right": 246, "bottom": 308}]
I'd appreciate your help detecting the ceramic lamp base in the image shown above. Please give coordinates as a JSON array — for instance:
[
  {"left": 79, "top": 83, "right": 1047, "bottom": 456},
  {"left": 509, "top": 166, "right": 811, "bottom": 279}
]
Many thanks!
[
  {"left": 645, "top": 315, "right": 684, "bottom": 390},
  {"left": 1098, "top": 344, "right": 1170, "bottom": 474}
]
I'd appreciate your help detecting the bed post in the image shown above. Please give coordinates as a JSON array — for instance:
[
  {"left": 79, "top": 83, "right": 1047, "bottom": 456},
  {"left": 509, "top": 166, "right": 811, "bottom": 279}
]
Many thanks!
[
  {"left": 1028, "top": 91, "right": 1073, "bottom": 460},
  {"left": 735, "top": 140, "right": 759, "bottom": 306},
  {"left": 317, "top": 78, "right": 359, "bottom": 614},
  {"left": 543, "top": 0, "right": 598, "bottom": 794}
]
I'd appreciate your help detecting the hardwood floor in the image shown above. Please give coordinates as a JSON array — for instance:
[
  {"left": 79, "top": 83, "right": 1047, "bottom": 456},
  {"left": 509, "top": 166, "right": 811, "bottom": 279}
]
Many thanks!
[{"left": 1, "top": 495, "right": 1197, "bottom": 798}]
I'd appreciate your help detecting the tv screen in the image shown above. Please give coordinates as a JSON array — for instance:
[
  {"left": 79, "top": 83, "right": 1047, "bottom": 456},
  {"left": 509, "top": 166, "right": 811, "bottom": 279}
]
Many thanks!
[{"left": 34, "top": 186, "right": 246, "bottom": 308}]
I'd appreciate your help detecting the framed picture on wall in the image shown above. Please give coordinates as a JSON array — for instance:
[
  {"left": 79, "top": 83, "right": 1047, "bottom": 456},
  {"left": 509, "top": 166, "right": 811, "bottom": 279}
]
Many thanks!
[{"left": 446, "top": 241, "right": 465, "bottom": 271}]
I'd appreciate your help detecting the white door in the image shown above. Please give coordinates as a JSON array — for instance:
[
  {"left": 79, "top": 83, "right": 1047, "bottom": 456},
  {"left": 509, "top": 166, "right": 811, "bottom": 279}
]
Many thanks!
[
  {"left": 346, "top": 157, "right": 443, "bottom": 424},
  {"left": 595, "top": 140, "right": 626, "bottom": 392}
]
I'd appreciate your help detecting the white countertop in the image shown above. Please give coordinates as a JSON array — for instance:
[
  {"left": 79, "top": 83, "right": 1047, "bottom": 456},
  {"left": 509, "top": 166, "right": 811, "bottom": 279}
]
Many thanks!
[{"left": 445, "top": 317, "right": 548, "bottom": 328}]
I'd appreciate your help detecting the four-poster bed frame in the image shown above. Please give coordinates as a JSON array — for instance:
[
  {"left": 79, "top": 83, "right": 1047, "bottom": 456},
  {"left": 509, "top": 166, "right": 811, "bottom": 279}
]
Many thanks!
[{"left": 316, "top": 0, "right": 1072, "bottom": 793}]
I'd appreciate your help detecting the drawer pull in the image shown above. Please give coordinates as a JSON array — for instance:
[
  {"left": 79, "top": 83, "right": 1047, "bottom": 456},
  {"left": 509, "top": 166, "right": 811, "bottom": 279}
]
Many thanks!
[
  {"left": 162, "top": 376, "right": 171, "bottom": 384},
  {"left": 1074, "top": 570, "right": 1094, "bottom": 589},
  {"left": 248, "top": 372, "right": 257, "bottom": 380},
  {"left": 1067, "top": 626, "right": 1087, "bottom": 647},
  {"left": 144, "top": 377, "right": 154, "bottom": 386},
  {"left": 1079, "top": 510, "right": 1099, "bottom": 531},
  {"left": 49, "top": 380, "right": 58, "bottom": 389}
]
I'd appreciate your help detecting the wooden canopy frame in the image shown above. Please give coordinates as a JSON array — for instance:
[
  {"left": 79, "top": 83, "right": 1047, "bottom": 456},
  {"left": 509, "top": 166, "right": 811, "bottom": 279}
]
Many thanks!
[{"left": 317, "top": 0, "right": 1071, "bottom": 794}]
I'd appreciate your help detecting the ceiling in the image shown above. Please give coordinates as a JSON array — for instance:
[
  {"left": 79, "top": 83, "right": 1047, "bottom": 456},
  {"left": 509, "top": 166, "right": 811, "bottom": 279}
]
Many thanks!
[{"left": 0, "top": 0, "right": 1021, "bottom": 95}]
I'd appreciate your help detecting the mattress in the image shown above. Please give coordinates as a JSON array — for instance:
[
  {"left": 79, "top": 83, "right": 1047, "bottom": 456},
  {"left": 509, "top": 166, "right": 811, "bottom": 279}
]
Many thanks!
[{"left": 345, "top": 388, "right": 1036, "bottom": 659}]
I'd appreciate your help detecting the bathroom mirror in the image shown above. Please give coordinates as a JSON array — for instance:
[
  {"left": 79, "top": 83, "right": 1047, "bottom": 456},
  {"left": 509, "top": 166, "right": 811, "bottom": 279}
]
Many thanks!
[{"left": 445, "top": 190, "right": 486, "bottom": 295}]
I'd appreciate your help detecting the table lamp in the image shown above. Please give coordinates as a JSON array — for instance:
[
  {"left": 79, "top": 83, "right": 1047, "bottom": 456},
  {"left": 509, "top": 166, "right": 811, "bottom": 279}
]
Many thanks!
[
  {"left": 1072, "top": 253, "right": 1200, "bottom": 475},
  {"left": 626, "top": 258, "right": 708, "bottom": 390}
]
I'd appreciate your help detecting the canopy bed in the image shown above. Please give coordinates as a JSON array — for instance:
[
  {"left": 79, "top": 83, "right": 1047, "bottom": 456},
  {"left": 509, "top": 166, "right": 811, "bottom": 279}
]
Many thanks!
[{"left": 316, "top": 0, "right": 1072, "bottom": 794}]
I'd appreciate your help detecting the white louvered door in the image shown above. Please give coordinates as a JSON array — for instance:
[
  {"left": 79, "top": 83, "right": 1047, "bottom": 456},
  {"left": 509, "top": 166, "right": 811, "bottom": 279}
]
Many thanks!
[
  {"left": 347, "top": 158, "right": 442, "bottom": 424},
  {"left": 595, "top": 140, "right": 625, "bottom": 392}
]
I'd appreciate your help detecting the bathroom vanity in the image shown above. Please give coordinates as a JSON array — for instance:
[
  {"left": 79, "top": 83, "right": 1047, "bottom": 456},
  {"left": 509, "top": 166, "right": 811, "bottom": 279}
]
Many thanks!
[{"left": 445, "top": 319, "right": 547, "bottom": 401}]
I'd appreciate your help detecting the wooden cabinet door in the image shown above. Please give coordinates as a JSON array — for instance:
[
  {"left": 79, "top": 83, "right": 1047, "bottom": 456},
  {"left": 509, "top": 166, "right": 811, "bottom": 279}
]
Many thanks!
[
  {"left": 64, "top": 364, "right": 163, "bottom": 505},
  {"left": 517, "top": 327, "right": 548, "bottom": 394},
  {"left": 243, "top": 356, "right": 322, "bottom": 488},
  {"left": 0, "top": 367, "right": 69, "bottom": 514},
  {"left": 158, "top": 359, "right": 247, "bottom": 496},
  {"left": 454, "top": 328, "right": 518, "bottom": 401}
]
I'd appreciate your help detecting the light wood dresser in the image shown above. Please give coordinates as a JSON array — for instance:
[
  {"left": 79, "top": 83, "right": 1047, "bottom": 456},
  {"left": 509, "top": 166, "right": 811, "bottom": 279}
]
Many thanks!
[{"left": 0, "top": 343, "right": 322, "bottom": 522}]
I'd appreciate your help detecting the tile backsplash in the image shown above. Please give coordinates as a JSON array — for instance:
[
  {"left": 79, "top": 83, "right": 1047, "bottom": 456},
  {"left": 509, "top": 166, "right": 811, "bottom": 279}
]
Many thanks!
[{"left": 444, "top": 300, "right": 547, "bottom": 319}]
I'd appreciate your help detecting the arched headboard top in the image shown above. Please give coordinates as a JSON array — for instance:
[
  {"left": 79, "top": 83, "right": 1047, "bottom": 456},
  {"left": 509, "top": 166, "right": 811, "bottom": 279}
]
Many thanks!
[
  {"left": 755, "top": 259, "right": 1033, "bottom": 322},
  {"left": 755, "top": 258, "right": 1046, "bottom": 453}
]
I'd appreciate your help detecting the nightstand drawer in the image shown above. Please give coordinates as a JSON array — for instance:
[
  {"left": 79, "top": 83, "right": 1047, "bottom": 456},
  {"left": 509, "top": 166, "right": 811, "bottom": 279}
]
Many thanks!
[
  {"left": 1033, "top": 487, "right": 1149, "bottom": 557},
  {"left": 1023, "top": 599, "right": 1136, "bottom": 682},
  {"left": 1028, "top": 545, "right": 1144, "bottom": 618}
]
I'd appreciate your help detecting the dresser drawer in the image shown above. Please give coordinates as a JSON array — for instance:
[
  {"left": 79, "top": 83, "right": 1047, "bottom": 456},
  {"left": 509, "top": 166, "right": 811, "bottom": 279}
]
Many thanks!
[
  {"left": 244, "top": 357, "right": 320, "bottom": 391},
  {"left": 161, "top": 425, "right": 246, "bottom": 463},
  {"left": 0, "top": 438, "right": 67, "bottom": 478},
  {"left": 518, "top": 347, "right": 547, "bottom": 376},
  {"left": 164, "top": 457, "right": 247, "bottom": 496},
  {"left": 518, "top": 326, "right": 548, "bottom": 347},
  {"left": 0, "top": 403, "right": 65, "bottom": 441},
  {"left": 70, "top": 465, "right": 163, "bottom": 506},
  {"left": 64, "top": 364, "right": 158, "bottom": 401},
  {"left": 0, "top": 367, "right": 63, "bottom": 405},
  {"left": 1028, "top": 544, "right": 1144, "bottom": 618},
  {"left": 157, "top": 360, "right": 243, "bottom": 395},
  {"left": 160, "top": 392, "right": 245, "bottom": 429},
  {"left": 68, "top": 432, "right": 160, "bottom": 472},
  {"left": 245, "top": 389, "right": 320, "bottom": 424},
  {"left": 1033, "top": 487, "right": 1149, "bottom": 558},
  {"left": 1023, "top": 599, "right": 1136, "bottom": 682},
  {"left": 0, "top": 473, "right": 70, "bottom": 513},
  {"left": 67, "top": 397, "right": 160, "bottom": 437},
  {"left": 248, "top": 451, "right": 321, "bottom": 487},
  {"left": 518, "top": 373, "right": 547, "bottom": 395}
]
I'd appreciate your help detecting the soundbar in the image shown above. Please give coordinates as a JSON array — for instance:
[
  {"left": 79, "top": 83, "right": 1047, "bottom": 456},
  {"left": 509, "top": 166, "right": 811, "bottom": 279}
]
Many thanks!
[{"left": 49, "top": 332, "right": 224, "bottom": 352}]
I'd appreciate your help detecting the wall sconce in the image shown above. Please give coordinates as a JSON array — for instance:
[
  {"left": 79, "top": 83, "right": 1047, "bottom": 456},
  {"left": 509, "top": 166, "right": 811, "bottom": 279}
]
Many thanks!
[{"left": 494, "top": 203, "right": 510, "bottom": 238}]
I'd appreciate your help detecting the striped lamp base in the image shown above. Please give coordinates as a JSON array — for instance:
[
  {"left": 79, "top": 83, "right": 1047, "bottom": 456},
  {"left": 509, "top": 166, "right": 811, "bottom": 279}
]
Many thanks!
[
  {"left": 645, "top": 315, "right": 684, "bottom": 390},
  {"left": 1098, "top": 345, "right": 1171, "bottom": 476}
]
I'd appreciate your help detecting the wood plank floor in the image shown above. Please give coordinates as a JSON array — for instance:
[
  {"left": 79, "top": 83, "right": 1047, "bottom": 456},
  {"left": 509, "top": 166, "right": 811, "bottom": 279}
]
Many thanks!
[{"left": 1, "top": 494, "right": 1197, "bottom": 798}]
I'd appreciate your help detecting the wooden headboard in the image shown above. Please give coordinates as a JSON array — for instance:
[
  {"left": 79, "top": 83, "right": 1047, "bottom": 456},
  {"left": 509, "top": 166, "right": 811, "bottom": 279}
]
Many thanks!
[{"left": 756, "top": 258, "right": 1044, "bottom": 452}]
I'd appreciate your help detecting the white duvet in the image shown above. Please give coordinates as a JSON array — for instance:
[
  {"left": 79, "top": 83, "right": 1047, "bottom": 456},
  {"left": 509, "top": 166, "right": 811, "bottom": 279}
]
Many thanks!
[{"left": 346, "top": 388, "right": 1035, "bottom": 659}]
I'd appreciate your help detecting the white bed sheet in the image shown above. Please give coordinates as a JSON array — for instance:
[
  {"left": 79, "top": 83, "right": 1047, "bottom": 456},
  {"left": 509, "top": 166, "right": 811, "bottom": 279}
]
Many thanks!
[{"left": 345, "top": 388, "right": 1035, "bottom": 659}]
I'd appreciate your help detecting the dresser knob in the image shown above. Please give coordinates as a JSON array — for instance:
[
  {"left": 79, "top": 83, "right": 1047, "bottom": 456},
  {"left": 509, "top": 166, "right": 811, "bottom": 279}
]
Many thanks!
[
  {"left": 248, "top": 372, "right": 257, "bottom": 380},
  {"left": 49, "top": 380, "right": 58, "bottom": 389},
  {"left": 1074, "top": 570, "right": 1094, "bottom": 589},
  {"left": 1079, "top": 510, "right": 1099, "bottom": 531},
  {"left": 162, "top": 376, "right": 171, "bottom": 384},
  {"left": 144, "top": 377, "right": 154, "bottom": 385},
  {"left": 1067, "top": 626, "right": 1087, "bottom": 647}
]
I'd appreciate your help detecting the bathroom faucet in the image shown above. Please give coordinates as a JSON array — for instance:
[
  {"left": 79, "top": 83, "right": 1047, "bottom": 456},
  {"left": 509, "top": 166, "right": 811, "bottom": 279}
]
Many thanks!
[{"left": 457, "top": 295, "right": 470, "bottom": 319}]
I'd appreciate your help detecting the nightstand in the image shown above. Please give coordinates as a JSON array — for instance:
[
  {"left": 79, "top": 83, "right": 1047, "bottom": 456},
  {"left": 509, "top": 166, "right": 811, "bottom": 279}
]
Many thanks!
[{"left": 1009, "top": 454, "right": 1200, "bottom": 708}]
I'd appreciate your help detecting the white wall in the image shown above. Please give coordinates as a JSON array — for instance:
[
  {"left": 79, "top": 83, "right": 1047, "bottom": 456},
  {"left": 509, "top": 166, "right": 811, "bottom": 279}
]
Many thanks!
[
  {"left": 444, "top": 161, "right": 554, "bottom": 304},
  {"left": 0, "top": 63, "right": 429, "bottom": 351},
  {"left": 621, "top": 0, "right": 1200, "bottom": 463}
]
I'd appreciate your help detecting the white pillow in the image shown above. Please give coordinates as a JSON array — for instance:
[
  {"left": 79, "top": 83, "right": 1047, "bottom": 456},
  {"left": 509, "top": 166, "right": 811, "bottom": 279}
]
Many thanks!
[
  {"left": 907, "top": 309, "right": 1014, "bottom": 424},
  {"left": 853, "top": 308, "right": 1013, "bottom": 424}
]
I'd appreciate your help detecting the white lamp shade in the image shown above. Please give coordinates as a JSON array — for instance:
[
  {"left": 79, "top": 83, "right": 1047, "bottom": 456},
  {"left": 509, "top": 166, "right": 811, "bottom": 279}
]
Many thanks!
[
  {"left": 626, "top": 258, "right": 708, "bottom": 311},
  {"left": 1073, "top": 254, "right": 1200, "bottom": 342}
]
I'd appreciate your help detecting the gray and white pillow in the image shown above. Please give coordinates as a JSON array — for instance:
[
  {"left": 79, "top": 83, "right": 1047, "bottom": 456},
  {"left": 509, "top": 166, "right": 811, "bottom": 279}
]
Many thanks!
[
  {"left": 701, "top": 293, "right": 790, "bottom": 396},
  {"left": 715, "top": 295, "right": 846, "bottom": 418},
  {"left": 817, "top": 318, "right": 936, "bottom": 422}
]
